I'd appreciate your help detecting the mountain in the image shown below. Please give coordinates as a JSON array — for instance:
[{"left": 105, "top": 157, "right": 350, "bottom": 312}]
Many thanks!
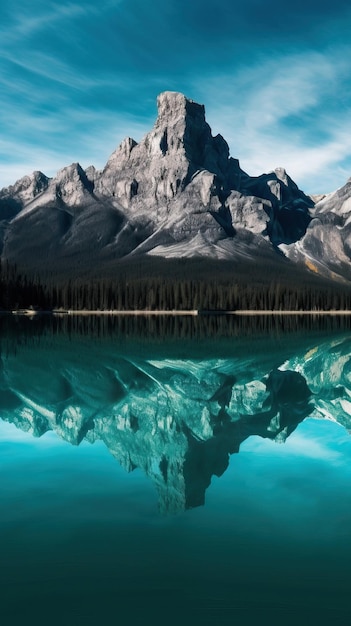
[
  {"left": 1, "top": 90, "right": 336, "bottom": 282},
  {"left": 1, "top": 321, "right": 351, "bottom": 513},
  {"left": 281, "top": 177, "right": 351, "bottom": 281}
]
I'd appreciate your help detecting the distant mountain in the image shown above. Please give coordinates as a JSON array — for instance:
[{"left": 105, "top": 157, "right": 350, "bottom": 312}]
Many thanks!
[{"left": 3, "top": 90, "right": 343, "bottom": 282}]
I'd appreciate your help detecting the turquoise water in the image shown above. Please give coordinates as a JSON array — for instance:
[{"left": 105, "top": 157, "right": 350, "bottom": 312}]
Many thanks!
[{"left": 1, "top": 316, "right": 351, "bottom": 625}]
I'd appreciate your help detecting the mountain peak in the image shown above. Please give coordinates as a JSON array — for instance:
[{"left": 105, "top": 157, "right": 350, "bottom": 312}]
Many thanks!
[
  {"left": 53, "top": 162, "right": 94, "bottom": 204},
  {"left": 0, "top": 170, "right": 49, "bottom": 198},
  {"left": 156, "top": 91, "right": 206, "bottom": 124},
  {"left": 151, "top": 91, "right": 211, "bottom": 166},
  {"left": 150, "top": 91, "right": 235, "bottom": 186}
]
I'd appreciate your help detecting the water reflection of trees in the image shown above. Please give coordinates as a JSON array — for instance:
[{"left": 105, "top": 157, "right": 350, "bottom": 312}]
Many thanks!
[
  {"left": 2, "top": 315, "right": 351, "bottom": 513},
  {"left": 1, "top": 311, "right": 351, "bottom": 346}
]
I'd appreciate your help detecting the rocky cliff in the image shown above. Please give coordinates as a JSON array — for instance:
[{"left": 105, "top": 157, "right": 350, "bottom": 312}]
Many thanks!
[{"left": 281, "top": 177, "right": 351, "bottom": 281}]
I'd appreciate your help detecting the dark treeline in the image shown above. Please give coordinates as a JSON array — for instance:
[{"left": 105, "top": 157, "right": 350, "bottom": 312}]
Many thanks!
[{"left": 1, "top": 258, "right": 351, "bottom": 312}]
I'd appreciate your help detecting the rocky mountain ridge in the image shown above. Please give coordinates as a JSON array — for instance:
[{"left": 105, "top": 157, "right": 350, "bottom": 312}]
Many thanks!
[{"left": 2, "top": 91, "right": 341, "bottom": 279}]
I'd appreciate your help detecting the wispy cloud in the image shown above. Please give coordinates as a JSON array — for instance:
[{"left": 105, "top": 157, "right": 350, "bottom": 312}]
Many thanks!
[
  {"left": 0, "top": 100, "right": 152, "bottom": 187},
  {"left": 193, "top": 49, "right": 351, "bottom": 192},
  {"left": 0, "top": 1, "right": 127, "bottom": 90},
  {"left": 2, "top": 50, "right": 115, "bottom": 90},
  {"left": 8, "top": 4, "right": 87, "bottom": 38},
  {"left": 244, "top": 425, "right": 343, "bottom": 462},
  {"left": 1, "top": 1, "right": 121, "bottom": 40},
  {"left": 1, "top": 1, "right": 351, "bottom": 194}
]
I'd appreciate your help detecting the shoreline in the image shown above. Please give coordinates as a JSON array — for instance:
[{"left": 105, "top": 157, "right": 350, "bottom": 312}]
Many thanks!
[
  {"left": 229, "top": 310, "right": 351, "bottom": 316},
  {"left": 2, "top": 309, "right": 351, "bottom": 316}
]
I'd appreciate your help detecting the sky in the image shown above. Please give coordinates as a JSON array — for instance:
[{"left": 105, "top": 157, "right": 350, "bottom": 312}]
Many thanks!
[{"left": 1, "top": 0, "right": 351, "bottom": 194}]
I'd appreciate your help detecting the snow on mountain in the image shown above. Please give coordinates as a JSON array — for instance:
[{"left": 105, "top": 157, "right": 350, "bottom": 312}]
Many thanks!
[{"left": 0, "top": 91, "right": 350, "bottom": 279}]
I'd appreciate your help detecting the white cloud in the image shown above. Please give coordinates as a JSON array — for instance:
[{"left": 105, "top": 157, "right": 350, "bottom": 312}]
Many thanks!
[
  {"left": 8, "top": 4, "right": 86, "bottom": 38},
  {"left": 2, "top": 39, "right": 351, "bottom": 193},
  {"left": 0, "top": 104, "right": 151, "bottom": 187},
  {"left": 0, "top": 1, "right": 127, "bottom": 90},
  {"left": 1, "top": 50, "right": 119, "bottom": 90},
  {"left": 0, "top": 419, "right": 58, "bottom": 445},
  {"left": 193, "top": 49, "right": 351, "bottom": 193},
  {"left": 243, "top": 426, "right": 342, "bottom": 462},
  {"left": 1, "top": 1, "right": 121, "bottom": 41}
]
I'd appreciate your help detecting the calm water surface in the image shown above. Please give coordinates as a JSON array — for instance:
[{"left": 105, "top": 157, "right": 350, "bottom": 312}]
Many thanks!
[{"left": 1, "top": 315, "right": 351, "bottom": 625}]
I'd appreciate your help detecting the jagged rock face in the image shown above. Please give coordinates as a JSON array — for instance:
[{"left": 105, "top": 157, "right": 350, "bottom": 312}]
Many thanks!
[
  {"left": 1, "top": 329, "right": 351, "bottom": 513},
  {"left": 94, "top": 91, "right": 246, "bottom": 253},
  {"left": 239, "top": 168, "right": 313, "bottom": 245},
  {"left": 97, "top": 92, "right": 239, "bottom": 203},
  {"left": 0, "top": 171, "right": 50, "bottom": 206},
  {"left": 51, "top": 163, "right": 94, "bottom": 206},
  {"left": 0, "top": 171, "right": 51, "bottom": 254},
  {"left": 0, "top": 91, "right": 319, "bottom": 272},
  {"left": 95, "top": 92, "right": 311, "bottom": 247},
  {"left": 280, "top": 178, "right": 351, "bottom": 281},
  {"left": 0, "top": 171, "right": 50, "bottom": 225}
]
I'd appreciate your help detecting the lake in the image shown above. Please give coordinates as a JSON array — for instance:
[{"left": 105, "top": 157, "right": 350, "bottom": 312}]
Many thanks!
[{"left": 1, "top": 314, "right": 351, "bottom": 625}]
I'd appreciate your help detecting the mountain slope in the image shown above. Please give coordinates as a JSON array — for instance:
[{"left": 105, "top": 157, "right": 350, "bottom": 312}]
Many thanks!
[{"left": 281, "top": 177, "right": 351, "bottom": 281}]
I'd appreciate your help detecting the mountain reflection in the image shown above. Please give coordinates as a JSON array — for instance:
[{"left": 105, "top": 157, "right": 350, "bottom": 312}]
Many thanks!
[{"left": 1, "top": 316, "right": 351, "bottom": 513}]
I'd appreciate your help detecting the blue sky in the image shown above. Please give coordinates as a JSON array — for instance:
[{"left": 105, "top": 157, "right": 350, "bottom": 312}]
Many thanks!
[{"left": 1, "top": 0, "right": 351, "bottom": 194}]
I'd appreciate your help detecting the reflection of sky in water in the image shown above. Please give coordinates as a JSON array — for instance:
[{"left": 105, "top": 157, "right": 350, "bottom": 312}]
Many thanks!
[
  {"left": 205, "top": 419, "right": 351, "bottom": 544},
  {"left": 2, "top": 415, "right": 351, "bottom": 625},
  {"left": 2, "top": 324, "right": 351, "bottom": 624},
  {"left": 2, "top": 416, "right": 351, "bottom": 530},
  {"left": 0, "top": 420, "right": 158, "bottom": 527}
]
